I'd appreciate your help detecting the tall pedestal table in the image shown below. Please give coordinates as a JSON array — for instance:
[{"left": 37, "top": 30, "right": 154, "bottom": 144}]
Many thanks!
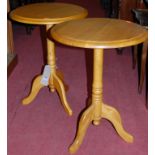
[
  {"left": 10, "top": 3, "right": 88, "bottom": 116},
  {"left": 51, "top": 18, "right": 148, "bottom": 153}
]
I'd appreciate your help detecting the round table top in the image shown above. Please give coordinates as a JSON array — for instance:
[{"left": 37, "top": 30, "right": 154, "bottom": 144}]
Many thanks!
[
  {"left": 51, "top": 18, "right": 148, "bottom": 49},
  {"left": 9, "top": 2, "right": 88, "bottom": 25}
]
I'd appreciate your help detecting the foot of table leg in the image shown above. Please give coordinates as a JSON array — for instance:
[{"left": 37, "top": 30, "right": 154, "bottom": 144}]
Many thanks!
[
  {"left": 22, "top": 75, "right": 44, "bottom": 105},
  {"left": 69, "top": 105, "right": 94, "bottom": 154},
  {"left": 101, "top": 104, "right": 134, "bottom": 143}
]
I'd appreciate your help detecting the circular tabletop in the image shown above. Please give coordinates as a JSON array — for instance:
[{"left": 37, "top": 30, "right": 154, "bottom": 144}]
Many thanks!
[
  {"left": 51, "top": 18, "right": 148, "bottom": 49},
  {"left": 9, "top": 3, "right": 88, "bottom": 25}
]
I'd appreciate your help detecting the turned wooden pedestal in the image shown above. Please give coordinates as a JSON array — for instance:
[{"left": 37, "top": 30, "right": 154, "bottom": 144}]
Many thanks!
[
  {"left": 22, "top": 24, "right": 73, "bottom": 115},
  {"left": 69, "top": 49, "right": 133, "bottom": 153}
]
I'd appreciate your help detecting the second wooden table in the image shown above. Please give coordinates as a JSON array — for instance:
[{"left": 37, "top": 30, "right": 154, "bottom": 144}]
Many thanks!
[{"left": 51, "top": 18, "right": 148, "bottom": 153}]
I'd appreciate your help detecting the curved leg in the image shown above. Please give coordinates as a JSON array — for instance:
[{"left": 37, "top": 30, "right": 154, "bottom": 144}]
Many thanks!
[
  {"left": 22, "top": 75, "right": 44, "bottom": 105},
  {"left": 56, "top": 70, "right": 69, "bottom": 91},
  {"left": 69, "top": 105, "right": 94, "bottom": 154},
  {"left": 53, "top": 74, "right": 72, "bottom": 116},
  {"left": 102, "top": 104, "right": 134, "bottom": 143}
]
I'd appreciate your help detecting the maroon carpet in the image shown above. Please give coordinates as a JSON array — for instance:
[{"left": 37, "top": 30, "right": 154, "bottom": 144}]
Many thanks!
[{"left": 8, "top": 0, "right": 147, "bottom": 155}]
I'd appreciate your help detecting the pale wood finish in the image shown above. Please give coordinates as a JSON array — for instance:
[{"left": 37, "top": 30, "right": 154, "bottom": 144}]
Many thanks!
[
  {"left": 9, "top": 3, "right": 88, "bottom": 25},
  {"left": 22, "top": 75, "right": 44, "bottom": 104},
  {"left": 51, "top": 18, "right": 147, "bottom": 153},
  {"left": 9, "top": 3, "right": 88, "bottom": 116},
  {"left": 51, "top": 18, "right": 147, "bottom": 49}
]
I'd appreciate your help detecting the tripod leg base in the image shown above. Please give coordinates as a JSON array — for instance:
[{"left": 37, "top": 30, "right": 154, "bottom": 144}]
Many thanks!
[{"left": 69, "top": 103, "right": 134, "bottom": 154}]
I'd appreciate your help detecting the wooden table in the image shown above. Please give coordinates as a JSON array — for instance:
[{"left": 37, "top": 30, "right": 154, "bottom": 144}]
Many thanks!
[
  {"left": 51, "top": 18, "right": 148, "bottom": 153},
  {"left": 9, "top": 3, "right": 88, "bottom": 116}
]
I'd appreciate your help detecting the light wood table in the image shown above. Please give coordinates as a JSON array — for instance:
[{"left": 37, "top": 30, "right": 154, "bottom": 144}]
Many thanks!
[
  {"left": 9, "top": 3, "right": 88, "bottom": 116},
  {"left": 51, "top": 18, "right": 148, "bottom": 153}
]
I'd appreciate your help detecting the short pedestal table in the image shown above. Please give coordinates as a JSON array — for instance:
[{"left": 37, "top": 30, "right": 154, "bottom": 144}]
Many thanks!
[
  {"left": 10, "top": 3, "right": 88, "bottom": 116},
  {"left": 51, "top": 18, "right": 148, "bottom": 153}
]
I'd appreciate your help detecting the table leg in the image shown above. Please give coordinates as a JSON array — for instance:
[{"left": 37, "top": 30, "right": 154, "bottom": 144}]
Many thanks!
[
  {"left": 69, "top": 48, "right": 133, "bottom": 154},
  {"left": 138, "top": 39, "right": 148, "bottom": 93},
  {"left": 22, "top": 24, "right": 72, "bottom": 116},
  {"left": 22, "top": 75, "right": 44, "bottom": 104}
]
